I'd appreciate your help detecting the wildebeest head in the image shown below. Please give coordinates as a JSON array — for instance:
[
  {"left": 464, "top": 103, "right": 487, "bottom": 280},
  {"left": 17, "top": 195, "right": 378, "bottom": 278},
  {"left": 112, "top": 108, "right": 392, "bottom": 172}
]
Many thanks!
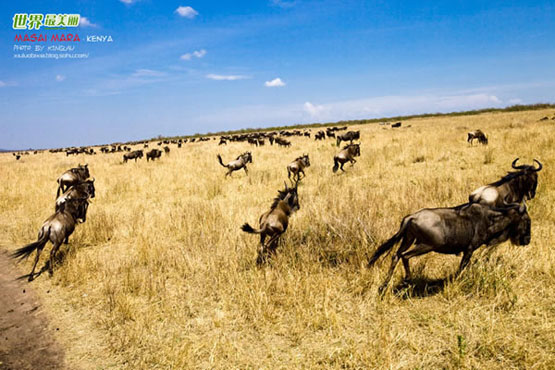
[
  {"left": 274, "top": 181, "right": 300, "bottom": 212},
  {"left": 487, "top": 202, "right": 531, "bottom": 247},
  {"left": 243, "top": 151, "right": 253, "bottom": 163},
  {"left": 84, "top": 178, "right": 96, "bottom": 199},
  {"left": 74, "top": 164, "right": 90, "bottom": 179},
  {"left": 510, "top": 158, "right": 542, "bottom": 200}
]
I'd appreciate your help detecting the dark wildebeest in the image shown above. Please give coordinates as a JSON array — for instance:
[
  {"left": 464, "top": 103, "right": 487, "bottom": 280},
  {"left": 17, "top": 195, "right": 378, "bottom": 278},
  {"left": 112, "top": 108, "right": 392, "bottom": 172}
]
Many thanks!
[
  {"left": 336, "top": 130, "right": 360, "bottom": 146},
  {"left": 56, "top": 164, "right": 90, "bottom": 197},
  {"left": 15, "top": 154, "right": 21, "bottom": 160},
  {"left": 469, "top": 158, "right": 542, "bottom": 207},
  {"left": 55, "top": 179, "right": 95, "bottom": 244},
  {"left": 12, "top": 198, "right": 90, "bottom": 281},
  {"left": 146, "top": 149, "right": 162, "bottom": 161},
  {"left": 391, "top": 122, "right": 402, "bottom": 128},
  {"left": 241, "top": 182, "right": 300, "bottom": 264},
  {"left": 217, "top": 152, "right": 252, "bottom": 177},
  {"left": 368, "top": 202, "right": 531, "bottom": 293},
  {"left": 287, "top": 154, "right": 310, "bottom": 182},
  {"left": 123, "top": 150, "right": 143, "bottom": 163},
  {"left": 333, "top": 144, "right": 360, "bottom": 173},
  {"left": 218, "top": 138, "right": 227, "bottom": 145},
  {"left": 164, "top": 146, "right": 170, "bottom": 155},
  {"left": 314, "top": 131, "right": 326, "bottom": 140},
  {"left": 275, "top": 137, "right": 291, "bottom": 147},
  {"left": 467, "top": 130, "right": 488, "bottom": 145}
]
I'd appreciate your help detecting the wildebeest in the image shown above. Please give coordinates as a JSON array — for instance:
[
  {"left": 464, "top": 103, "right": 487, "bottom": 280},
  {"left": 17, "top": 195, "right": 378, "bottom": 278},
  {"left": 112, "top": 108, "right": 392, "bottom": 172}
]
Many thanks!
[
  {"left": 391, "top": 122, "right": 402, "bottom": 128},
  {"left": 469, "top": 158, "right": 542, "bottom": 207},
  {"left": 314, "top": 131, "right": 326, "bottom": 140},
  {"left": 123, "top": 150, "right": 143, "bottom": 163},
  {"left": 164, "top": 146, "right": 171, "bottom": 155},
  {"left": 368, "top": 202, "right": 531, "bottom": 293},
  {"left": 56, "top": 179, "right": 95, "bottom": 211},
  {"left": 147, "top": 149, "right": 162, "bottom": 161},
  {"left": 287, "top": 154, "right": 310, "bottom": 182},
  {"left": 275, "top": 137, "right": 291, "bottom": 147},
  {"left": 332, "top": 144, "right": 360, "bottom": 173},
  {"left": 241, "top": 182, "right": 300, "bottom": 264},
  {"left": 467, "top": 130, "right": 488, "bottom": 145},
  {"left": 56, "top": 164, "right": 90, "bottom": 197},
  {"left": 336, "top": 130, "right": 360, "bottom": 146},
  {"left": 12, "top": 197, "right": 90, "bottom": 281},
  {"left": 217, "top": 152, "right": 252, "bottom": 177}
]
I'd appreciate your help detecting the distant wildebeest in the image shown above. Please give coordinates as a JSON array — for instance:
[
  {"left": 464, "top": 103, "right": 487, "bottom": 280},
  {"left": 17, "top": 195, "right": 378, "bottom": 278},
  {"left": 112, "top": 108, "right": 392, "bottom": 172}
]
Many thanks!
[
  {"left": 269, "top": 135, "right": 275, "bottom": 145},
  {"left": 336, "top": 130, "right": 360, "bottom": 146},
  {"left": 368, "top": 202, "right": 531, "bottom": 293},
  {"left": 56, "top": 164, "right": 90, "bottom": 197},
  {"left": 14, "top": 154, "right": 21, "bottom": 160},
  {"left": 467, "top": 129, "right": 488, "bottom": 145},
  {"left": 333, "top": 144, "right": 360, "bottom": 173},
  {"left": 391, "top": 122, "right": 402, "bottom": 128},
  {"left": 287, "top": 154, "right": 310, "bottom": 182},
  {"left": 326, "top": 130, "right": 336, "bottom": 138},
  {"left": 217, "top": 152, "right": 252, "bottom": 177},
  {"left": 12, "top": 197, "right": 90, "bottom": 281},
  {"left": 275, "top": 137, "right": 291, "bottom": 147},
  {"left": 163, "top": 146, "right": 170, "bottom": 155},
  {"left": 123, "top": 150, "right": 143, "bottom": 163},
  {"left": 469, "top": 158, "right": 542, "bottom": 207},
  {"left": 144, "top": 143, "right": 149, "bottom": 148},
  {"left": 241, "top": 181, "right": 300, "bottom": 264},
  {"left": 146, "top": 149, "right": 162, "bottom": 161},
  {"left": 314, "top": 131, "right": 326, "bottom": 140},
  {"left": 218, "top": 138, "right": 227, "bottom": 145}
]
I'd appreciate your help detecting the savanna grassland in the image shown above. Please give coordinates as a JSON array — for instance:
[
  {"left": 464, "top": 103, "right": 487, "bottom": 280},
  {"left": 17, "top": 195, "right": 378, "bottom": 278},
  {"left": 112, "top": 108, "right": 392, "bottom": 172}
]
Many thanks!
[{"left": 1, "top": 109, "right": 554, "bottom": 369}]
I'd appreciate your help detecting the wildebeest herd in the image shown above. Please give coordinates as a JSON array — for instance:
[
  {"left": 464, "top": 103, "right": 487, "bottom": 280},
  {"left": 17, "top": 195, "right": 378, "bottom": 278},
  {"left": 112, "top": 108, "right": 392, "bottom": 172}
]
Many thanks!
[{"left": 10, "top": 127, "right": 544, "bottom": 296}]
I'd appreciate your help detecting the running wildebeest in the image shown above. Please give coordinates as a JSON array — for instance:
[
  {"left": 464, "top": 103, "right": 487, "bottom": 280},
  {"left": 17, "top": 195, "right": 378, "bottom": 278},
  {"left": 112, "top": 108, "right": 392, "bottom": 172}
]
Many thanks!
[
  {"left": 332, "top": 143, "right": 360, "bottom": 173},
  {"left": 241, "top": 181, "right": 300, "bottom": 264},
  {"left": 123, "top": 150, "right": 143, "bottom": 163},
  {"left": 287, "top": 154, "right": 310, "bottom": 182},
  {"left": 217, "top": 152, "right": 253, "bottom": 177},
  {"left": 469, "top": 158, "right": 542, "bottom": 207},
  {"left": 56, "top": 179, "right": 95, "bottom": 211},
  {"left": 146, "top": 149, "right": 162, "bottom": 161},
  {"left": 336, "top": 130, "right": 360, "bottom": 146},
  {"left": 56, "top": 164, "right": 90, "bottom": 197},
  {"left": 368, "top": 202, "right": 531, "bottom": 293},
  {"left": 467, "top": 129, "right": 488, "bottom": 145},
  {"left": 12, "top": 197, "right": 90, "bottom": 281}
]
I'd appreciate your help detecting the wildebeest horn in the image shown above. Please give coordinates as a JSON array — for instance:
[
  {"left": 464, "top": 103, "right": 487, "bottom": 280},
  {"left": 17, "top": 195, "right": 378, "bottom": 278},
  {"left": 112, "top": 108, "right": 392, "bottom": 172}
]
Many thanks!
[
  {"left": 511, "top": 158, "right": 526, "bottom": 169},
  {"left": 533, "top": 159, "right": 543, "bottom": 172}
]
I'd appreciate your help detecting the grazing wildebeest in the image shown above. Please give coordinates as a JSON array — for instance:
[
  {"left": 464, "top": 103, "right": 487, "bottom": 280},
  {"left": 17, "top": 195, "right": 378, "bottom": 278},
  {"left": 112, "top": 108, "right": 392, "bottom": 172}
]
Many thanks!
[
  {"left": 336, "top": 130, "right": 360, "bottom": 146},
  {"left": 368, "top": 202, "right": 531, "bottom": 293},
  {"left": 123, "top": 150, "right": 143, "bottom": 163},
  {"left": 314, "top": 131, "right": 326, "bottom": 140},
  {"left": 391, "top": 122, "right": 402, "bottom": 128},
  {"left": 163, "top": 146, "right": 170, "bottom": 155},
  {"left": 467, "top": 130, "right": 488, "bottom": 145},
  {"left": 332, "top": 144, "right": 360, "bottom": 173},
  {"left": 217, "top": 152, "right": 252, "bottom": 177},
  {"left": 12, "top": 198, "right": 89, "bottom": 281},
  {"left": 287, "top": 154, "right": 310, "bottom": 182},
  {"left": 275, "top": 137, "right": 291, "bottom": 147},
  {"left": 241, "top": 182, "right": 300, "bottom": 264},
  {"left": 146, "top": 149, "right": 162, "bottom": 161},
  {"left": 56, "top": 164, "right": 90, "bottom": 197},
  {"left": 469, "top": 158, "right": 542, "bottom": 207}
]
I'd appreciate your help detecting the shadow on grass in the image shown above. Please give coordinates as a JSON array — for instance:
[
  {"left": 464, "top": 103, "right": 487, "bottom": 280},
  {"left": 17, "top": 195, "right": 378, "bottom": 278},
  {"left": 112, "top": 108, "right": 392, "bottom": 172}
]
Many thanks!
[{"left": 392, "top": 275, "right": 454, "bottom": 299}]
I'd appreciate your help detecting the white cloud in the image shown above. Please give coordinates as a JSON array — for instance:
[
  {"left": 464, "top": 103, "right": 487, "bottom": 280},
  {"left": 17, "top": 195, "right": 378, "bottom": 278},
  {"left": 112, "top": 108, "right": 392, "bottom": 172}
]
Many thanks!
[
  {"left": 79, "top": 17, "right": 97, "bottom": 27},
  {"left": 56, "top": 75, "right": 66, "bottom": 82},
  {"left": 508, "top": 98, "right": 523, "bottom": 105},
  {"left": 265, "top": 78, "right": 286, "bottom": 87},
  {"left": 271, "top": 0, "right": 296, "bottom": 8},
  {"left": 0, "top": 80, "right": 5, "bottom": 87},
  {"left": 180, "top": 49, "right": 206, "bottom": 61},
  {"left": 132, "top": 69, "right": 166, "bottom": 77},
  {"left": 176, "top": 6, "right": 198, "bottom": 18},
  {"left": 206, "top": 74, "right": 249, "bottom": 81},
  {"left": 303, "top": 101, "right": 326, "bottom": 117},
  {"left": 119, "top": 0, "right": 136, "bottom": 4}
]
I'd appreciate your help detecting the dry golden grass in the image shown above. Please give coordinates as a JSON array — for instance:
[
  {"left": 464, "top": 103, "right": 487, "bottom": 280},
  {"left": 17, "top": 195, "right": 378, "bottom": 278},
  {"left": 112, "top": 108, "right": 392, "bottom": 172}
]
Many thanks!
[{"left": 1, "top": 109, "right": 554, "bottom": 369}]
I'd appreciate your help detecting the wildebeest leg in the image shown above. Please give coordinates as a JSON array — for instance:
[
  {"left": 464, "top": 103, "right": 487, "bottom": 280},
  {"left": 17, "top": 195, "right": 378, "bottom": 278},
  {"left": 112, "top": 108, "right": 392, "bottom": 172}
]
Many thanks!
[
  {"left": 340, "top": 162, "right": 345, "bottom": 172},
  {"left": 399, "top": 243, "right": 433, "bottom": 282},
  {"left": 350, "top": 158, "right": 357, "bottom": 166},
  {"left": 64, "top": 236, "right": 69, "bottom": 244},
  {"left": 287, "top": 168, "right": 291, "bottom": 180},
  {"left": 28, "top": 245, "right": 46, "bottom": 282},
  {"left": 378, "top": 236, "right": 415, "bottom": 292},
  {"left": 243, "top": 166, "right": 248, "bottom": 175},
  {"left": 456, "top": 249, "right": 474, "bottom": 277},
  {"left": 49, "top": 241, "right": 63, "bottom": 276}
]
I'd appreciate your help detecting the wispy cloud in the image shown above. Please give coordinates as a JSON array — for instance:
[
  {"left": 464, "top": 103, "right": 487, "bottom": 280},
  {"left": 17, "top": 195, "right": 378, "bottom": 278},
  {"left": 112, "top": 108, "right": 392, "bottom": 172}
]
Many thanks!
[
  {"left": 56, "top": 75, "right": 66, "bottom": 82},
  {"left": 176, "top": 6, "right": 199, "bottom": 18},
  {"left": 0, "top": 80, "right": 6, "bottom": 87},
  {"left": 265, "top": 77, "right": 286, "bottom": 87},
  {"left": 271, "top": 0, "right": 296, "bottom": 8},
  {"left": 119, "top": 0, "right": 137, "bottom": 4},
  {"left": 79, "top": 17, "right": 97, "bottom": 28},
  {"left": 180, "top": 49, "right": 207, "bottom": 61},
  {"left": 132, "top": 69, "right": 167, "bottom": 77},
  {"left": 303, "top": 101, "right": 325, "bottom": 117},
  {"left": 206, "top": 74, "right": 249, "bottom": 81}
]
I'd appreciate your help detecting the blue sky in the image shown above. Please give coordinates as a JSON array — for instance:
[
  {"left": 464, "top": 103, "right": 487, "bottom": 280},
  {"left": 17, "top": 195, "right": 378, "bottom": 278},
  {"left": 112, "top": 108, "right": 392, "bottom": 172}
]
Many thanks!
[{"left": 1, "top": 1, "right": 554, "bottom": 149}]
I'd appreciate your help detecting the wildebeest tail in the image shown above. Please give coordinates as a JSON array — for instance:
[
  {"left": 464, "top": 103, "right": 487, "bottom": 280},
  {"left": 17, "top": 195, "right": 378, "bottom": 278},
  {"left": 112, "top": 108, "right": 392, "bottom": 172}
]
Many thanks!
[
  {"left": 241, "top": 223, "right": 262, "bottom": 234},
  {"left": 217, "top": 154, "right": 227, "bottom": 168},
  {"left": 368, "top": 218, "right": 411, "bottom": 267},
  {"left": 332, "top": 157, "right": 339, "bottom": 173},
  {"left": 12, "top": 227, "right": 50, "bottom": 261}
]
